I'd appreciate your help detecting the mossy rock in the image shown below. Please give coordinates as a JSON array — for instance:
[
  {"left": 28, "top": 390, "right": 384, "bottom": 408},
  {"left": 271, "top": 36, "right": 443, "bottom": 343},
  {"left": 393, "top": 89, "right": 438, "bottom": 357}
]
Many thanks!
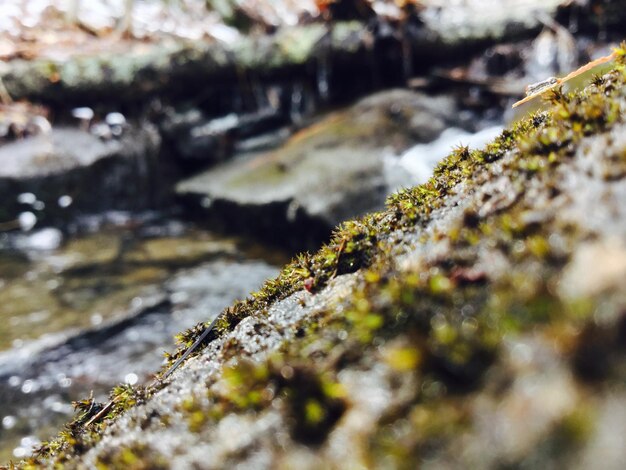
[
  {"left": 23, "top": 48, "right": 626, "bottom": 469},
  {"left": 176, "top": 89, "right": 458, "bottom": 250}
]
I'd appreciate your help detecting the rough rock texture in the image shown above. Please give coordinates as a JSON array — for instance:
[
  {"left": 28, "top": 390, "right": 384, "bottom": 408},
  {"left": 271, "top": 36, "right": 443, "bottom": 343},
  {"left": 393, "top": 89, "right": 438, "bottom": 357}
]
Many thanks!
[
  {"left": 176, "top": 90, "right": 458, "bottom": 248},
  {"left": 0, "top": 0, "right": 588, "bottom": 106},
  {"left": 25, "top": 53, "right": 626, "bottom": 469},
  {"left": 0, "top": 126, "right": 163, "bottom": 225}
]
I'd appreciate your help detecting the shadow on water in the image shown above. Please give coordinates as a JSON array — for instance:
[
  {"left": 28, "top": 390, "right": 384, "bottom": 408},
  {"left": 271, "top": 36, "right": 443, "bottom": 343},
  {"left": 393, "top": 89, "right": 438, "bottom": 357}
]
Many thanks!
[{"left": 0, "top": 214, "right": 285, "bottom": 461}]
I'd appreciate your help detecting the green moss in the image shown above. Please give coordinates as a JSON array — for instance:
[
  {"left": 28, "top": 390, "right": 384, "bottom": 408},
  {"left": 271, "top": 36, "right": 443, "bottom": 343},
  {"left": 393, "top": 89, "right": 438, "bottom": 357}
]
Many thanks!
[
  {"left": 179, "top": 395, "right": 220, "bottom": 432},
  {"left": 26, "top": 53, "right": 626, "bottom": 467},
  {"left": 95, "top": 442, "right": 168, "bottom": 470},
  {"left": 26, "top": 385, "right": 147, "bottom": 467},
  {"left": 555, "top": 406, "right": 596, "bottom": 446},
  {"left": 276, "top": 25, "right": 327, "bottom": 65},
  {"left": 173, "top": 355, "right": 346, "bottom": 445},
  {"left": 222, "top": 358, "right": 346, "bottom": 444},
  {"left": 368, "top": 398, "right": 470, "bottom": 469}
]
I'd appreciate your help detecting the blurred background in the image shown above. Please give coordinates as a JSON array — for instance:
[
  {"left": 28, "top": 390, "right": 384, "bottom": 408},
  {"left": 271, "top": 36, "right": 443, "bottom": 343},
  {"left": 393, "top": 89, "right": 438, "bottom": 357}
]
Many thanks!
[{"left": 0, "top": 0, "right": 624, "bottom": 461}]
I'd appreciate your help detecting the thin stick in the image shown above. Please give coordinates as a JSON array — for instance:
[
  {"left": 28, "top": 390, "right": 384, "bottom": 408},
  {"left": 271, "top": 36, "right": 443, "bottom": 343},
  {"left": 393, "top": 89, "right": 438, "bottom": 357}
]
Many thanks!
[
  {"left": 83, "top": 312, "right": 223, "bottom": 428},
  {"left": 84, "top": 398, "right": 116, "bottom": 427},
  {"left": 512, "top": 51, "right": 617, "bottom": 108},
  {"left": 158, "top": 312, "right": 224, "bottom": 382},
  {"left": 559, "top": 51, "right": 615, "bottom": 83}
]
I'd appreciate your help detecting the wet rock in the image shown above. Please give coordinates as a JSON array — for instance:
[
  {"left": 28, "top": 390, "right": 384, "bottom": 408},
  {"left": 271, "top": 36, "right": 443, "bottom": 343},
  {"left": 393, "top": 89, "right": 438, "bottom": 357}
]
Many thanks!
[
  {"left": 30, "top": 64, "right": 626, "bottom": 469},
  {"left": 176, "top": 89, "right": 458, "bottom": 248},
  {"left": 0, "top": 102, "right": 51, "bottom": 143},
  {"left": 3, "top": 1, "right": 616, "bottom": 107},
  {"left": 159, "top": 106, "right": 289, "bottom": 170},
  {"left": 0, "top": 126, "right": 163, "bottom": 227},
  {"left": 484, "top": 43, "right": 524, "bottom": 76},
  {"left": 0, "top": 23, "right": 337, "bottom": 106}
]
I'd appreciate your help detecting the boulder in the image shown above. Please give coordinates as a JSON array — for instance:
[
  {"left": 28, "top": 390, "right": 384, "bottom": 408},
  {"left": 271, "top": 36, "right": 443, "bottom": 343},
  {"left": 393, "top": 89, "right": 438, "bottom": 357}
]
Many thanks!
[
  {"left": 1, "top": 0, "right": 607, "bottom": 107},
  {"left": 0, "top": 126, "right": 163, "bottom": 227},
  {"left": 176, "top": 89, "right": 458, "bottom": 248}
]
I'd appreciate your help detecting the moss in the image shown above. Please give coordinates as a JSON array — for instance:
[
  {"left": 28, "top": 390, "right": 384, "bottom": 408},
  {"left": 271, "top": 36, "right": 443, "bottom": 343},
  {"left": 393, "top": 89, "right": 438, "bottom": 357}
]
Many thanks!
[
  {"left": 275, "top": 25, "right": 327, "bottom": 65},
  {"left": 174, "top": 355, "right": 346, "bottom": 445},
  {"left": 26, "top": 385, "right": 147, "bottom": 467},
  {"left": 179, "top": 395, "right": 221, "bottom": 432},
  {"left": 555, "top": 406, "right": 597, "bottom": 446},
  {"left": 383, "top": 345, "right": 423, "bottom": 372},
  {"left": 26, "top": 52, "right": 626, "bottom": 467},
  {"left": 256, "top": 58, "right": 626, "bottom": 432},
  {"left": 95, "top": 442, "right": 168, "bottom": 470},
  {"left": 368, "top": 398, "right": 470, "bottom": 469},
  {"left": 219, "top": 357, "right": 347, "bottom": 445}
]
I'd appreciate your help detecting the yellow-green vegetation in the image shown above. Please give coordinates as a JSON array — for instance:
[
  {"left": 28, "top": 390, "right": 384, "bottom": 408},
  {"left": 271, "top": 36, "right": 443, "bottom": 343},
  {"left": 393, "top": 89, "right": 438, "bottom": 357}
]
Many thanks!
[
  {"left": 24, "top": 44, "right": 626, "bottom": 467},
  {"left": 94, "top": 442, "right": 168, "bottom": 470},
  {"left": 24, "top": 385, "right": 146, "bottom": 468}
]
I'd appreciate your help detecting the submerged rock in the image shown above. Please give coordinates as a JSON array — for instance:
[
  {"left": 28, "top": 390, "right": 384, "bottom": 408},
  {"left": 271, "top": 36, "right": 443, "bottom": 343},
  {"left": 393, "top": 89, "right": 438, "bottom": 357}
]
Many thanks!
[
  {"left": 0, "top": 126, "right": 163, "bottom": 227},
  {"left": 25, "top": 52, "right": 626, "bottom": 469},
  {"left": 176, "top": 89, "right": 459, "bottom": 248}
]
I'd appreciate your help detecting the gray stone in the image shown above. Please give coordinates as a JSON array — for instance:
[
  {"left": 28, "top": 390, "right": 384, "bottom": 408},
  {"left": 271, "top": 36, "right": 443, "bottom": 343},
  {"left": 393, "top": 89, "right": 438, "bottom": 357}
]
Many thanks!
[
  {"left": 0, "top": 126, "right": 163, "bottom": 226},
  {"left": 176, "top": 90, "right": 457, "bottom": 247}
]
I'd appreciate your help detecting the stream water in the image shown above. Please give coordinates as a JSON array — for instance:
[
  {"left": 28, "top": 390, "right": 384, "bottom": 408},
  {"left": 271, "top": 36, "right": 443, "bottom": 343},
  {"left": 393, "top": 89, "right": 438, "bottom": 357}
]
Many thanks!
[{"left": 0, "top": 214, "right": 286, "bottom": 461}]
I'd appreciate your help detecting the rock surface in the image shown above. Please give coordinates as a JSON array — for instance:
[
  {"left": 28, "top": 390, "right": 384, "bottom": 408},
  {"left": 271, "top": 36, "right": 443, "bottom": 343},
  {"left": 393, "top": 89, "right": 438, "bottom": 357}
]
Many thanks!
[
  {"left": 0, "top": 126, "right": 163, "bottom": 226},
  {"left": 25, "top": 50, "right": 626, "bottom": 469},
  {"left": 158, "top": 107, "right": 290, "bottom": 169},
  {"left": 176, "top": 90, "right": 458, "bottom": 248}
]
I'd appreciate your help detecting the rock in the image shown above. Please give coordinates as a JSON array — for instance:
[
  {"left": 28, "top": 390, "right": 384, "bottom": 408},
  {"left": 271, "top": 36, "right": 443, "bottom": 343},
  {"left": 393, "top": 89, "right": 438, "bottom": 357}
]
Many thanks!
[
  {"left": 159, "top": 107, "right": 289, "bottom": 170},
  {"left": 176, "top": 89, "right": 458, "bottom": 248},
  {"left": 0, "top": 126, "right": 163, "bottom": 227},
  {"left": 420, "top": 0, "right": 566, "bottom": 46},
  {"left": 0, "top": 23, "right": 337, "bottom": 106},
  {"left": 27, "top": 60, "right": 626, "bottom": 468}
]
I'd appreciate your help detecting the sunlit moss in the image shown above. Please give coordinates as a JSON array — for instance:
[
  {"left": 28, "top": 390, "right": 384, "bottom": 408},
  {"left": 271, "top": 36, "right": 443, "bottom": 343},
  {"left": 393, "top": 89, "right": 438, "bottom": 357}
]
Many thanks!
[
  {"left": 94, "top": 442, "right": 168, "bottom": 470},
  {"left": 27, "top": 60, "right": 626, "bottom": 467}
]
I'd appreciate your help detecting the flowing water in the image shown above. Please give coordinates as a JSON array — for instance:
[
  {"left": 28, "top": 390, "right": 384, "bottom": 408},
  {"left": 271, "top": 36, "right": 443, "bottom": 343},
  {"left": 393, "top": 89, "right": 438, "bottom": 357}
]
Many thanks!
[{"left": 0, "top": 214, "right": 285, "bottom": 461}]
